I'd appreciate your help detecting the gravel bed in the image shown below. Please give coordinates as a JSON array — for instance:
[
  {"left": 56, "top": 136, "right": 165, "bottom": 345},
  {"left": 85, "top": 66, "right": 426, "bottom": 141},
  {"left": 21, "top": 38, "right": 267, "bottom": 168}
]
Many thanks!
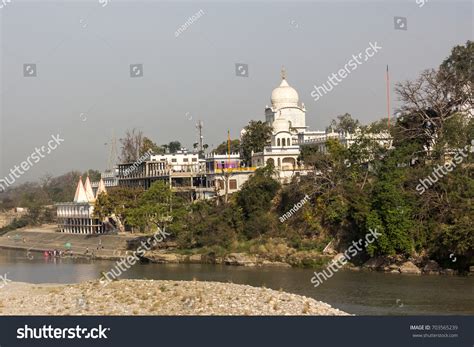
[{"left": 0, "top": 280, "right": 349, "bottom": 316}]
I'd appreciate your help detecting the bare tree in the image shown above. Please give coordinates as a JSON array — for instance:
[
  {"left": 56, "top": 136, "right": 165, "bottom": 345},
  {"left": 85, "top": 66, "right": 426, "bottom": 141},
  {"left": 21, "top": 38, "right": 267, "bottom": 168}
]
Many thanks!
[
  {"left": 395, "top": 69, "right": 471, "bottom": 153},
  {"left": 119, "top": 128, "right": 144, "bottom": 163}
]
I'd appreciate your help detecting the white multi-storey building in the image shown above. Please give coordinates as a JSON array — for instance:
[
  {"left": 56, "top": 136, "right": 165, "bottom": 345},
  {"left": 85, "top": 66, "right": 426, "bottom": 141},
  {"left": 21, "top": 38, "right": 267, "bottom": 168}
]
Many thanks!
[
  {"left": 252, "top": 69, "right": 392, "bottom": 182},
  {"left": 252, "top": 69, "right": 325, "bottom": 182},
  {"left": 150, "top": 151, "right": 202, "bottom": 173}
]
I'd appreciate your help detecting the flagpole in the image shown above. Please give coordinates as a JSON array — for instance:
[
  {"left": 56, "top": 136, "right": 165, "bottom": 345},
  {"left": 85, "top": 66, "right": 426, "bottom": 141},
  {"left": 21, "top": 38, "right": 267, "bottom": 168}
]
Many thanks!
[
  {"left": 386, "top": 65, "right": 391, "bottom": 129},
  {"left": 227, "top": 130, "right": 231, "bottom": 169}
]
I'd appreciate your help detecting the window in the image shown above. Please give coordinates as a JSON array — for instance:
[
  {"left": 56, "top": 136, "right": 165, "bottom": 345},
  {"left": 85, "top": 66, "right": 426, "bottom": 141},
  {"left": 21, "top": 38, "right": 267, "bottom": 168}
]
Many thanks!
[
  {"left": 218, "top": 180, "right": 224, "bottom": 189},
  {"left": 192, "top": 158, "right": 197, "bottom": 162},
  {"left": 288, "top": 138, "right": 291, "bottom": 145},
  {"left": 277, "top": 138, "right": 281, "bottom": 146},
  {"left": 282, "top": 138, "right": 286, "bottom": 146},
  {"left": 183, "top": 158, "right": 188, "bottom": 162},
  {"left": 171, "top": 159, "right": 177, "bottom": 163},
  {"left": 229, "top": 179, "right": 237, "bottom": 190}
]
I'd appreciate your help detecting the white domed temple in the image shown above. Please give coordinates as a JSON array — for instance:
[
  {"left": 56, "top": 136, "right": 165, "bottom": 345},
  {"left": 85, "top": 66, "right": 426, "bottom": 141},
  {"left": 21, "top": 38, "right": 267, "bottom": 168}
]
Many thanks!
[{"left": 251, "top": 68, "right": 326, "bottom": 181}]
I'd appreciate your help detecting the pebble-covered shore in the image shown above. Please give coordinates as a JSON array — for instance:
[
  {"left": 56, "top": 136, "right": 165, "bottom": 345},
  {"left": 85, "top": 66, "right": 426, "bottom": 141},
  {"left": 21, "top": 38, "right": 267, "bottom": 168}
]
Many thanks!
[{"left": 0, "top": 280, "right": 349, "bottom": 316}]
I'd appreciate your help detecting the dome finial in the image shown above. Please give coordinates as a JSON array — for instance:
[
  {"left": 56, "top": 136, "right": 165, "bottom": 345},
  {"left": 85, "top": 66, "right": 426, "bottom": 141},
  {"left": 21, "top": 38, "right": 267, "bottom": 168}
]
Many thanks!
[{"left": 281, "top": 66, "right": 287, "bottom": 80}]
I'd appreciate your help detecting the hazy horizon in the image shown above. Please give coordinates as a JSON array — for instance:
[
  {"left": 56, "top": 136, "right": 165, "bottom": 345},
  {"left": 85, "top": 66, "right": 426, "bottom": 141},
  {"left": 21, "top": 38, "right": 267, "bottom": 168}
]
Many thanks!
[{"left": 1, "top": 0, "right": 472, "bottom": 185}]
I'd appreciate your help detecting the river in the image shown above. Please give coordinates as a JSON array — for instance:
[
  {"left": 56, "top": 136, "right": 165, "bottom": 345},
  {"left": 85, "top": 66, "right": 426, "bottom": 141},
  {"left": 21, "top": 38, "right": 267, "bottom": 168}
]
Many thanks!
[{"left": 0, "top": 249, "right": 472, "bottom": 315}]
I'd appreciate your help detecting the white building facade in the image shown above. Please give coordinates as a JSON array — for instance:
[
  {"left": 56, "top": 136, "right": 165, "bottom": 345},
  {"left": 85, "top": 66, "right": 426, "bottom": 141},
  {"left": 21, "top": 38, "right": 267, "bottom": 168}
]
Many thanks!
[
  {"left": 252, "top": 70, "right": 392, "bottom": 183},
  {"left": 56, "top": 176, "right": 108, "bottom": 234},
  {"left": 251, "top": 70, "right": 318, "bottom": 182},
  {"left": 150, "top": 151, "right": 202, "bottom": 173}
]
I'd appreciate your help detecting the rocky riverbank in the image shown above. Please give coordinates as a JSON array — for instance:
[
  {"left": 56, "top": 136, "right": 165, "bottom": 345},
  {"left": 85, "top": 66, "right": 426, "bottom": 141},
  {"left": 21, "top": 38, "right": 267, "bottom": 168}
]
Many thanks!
[
  {"left": 143, "top": 250, "right": 472, "bottom": 275},
  {"left": 2, "top": 229, "right": 469, "bottom": 275},
  {"left": 0, "top": 280, "right": 349, "bottom": 316},
  {"left": 143, "top": 248, "right": 338, "bottom": 268},
  {"left": 359, "top": 255, "right": 472, "bottom": 275}
]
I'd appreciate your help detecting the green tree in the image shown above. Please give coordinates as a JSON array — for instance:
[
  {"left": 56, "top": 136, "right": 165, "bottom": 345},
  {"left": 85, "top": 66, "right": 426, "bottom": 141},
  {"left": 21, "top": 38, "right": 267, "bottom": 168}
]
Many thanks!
[
  {"left": 240, "top": 121, "right": 272, "bottom": 165},
  {"left": 179, "top": 201, "right": 243, "bottom": 249},
  {"left": 327, "top": 113, "right": 360, "bottom": 133},
  {"left": 168, "top": 141, "right": 181, "bottom": 154},
  {"left": 84, "top": 169, "right": 101, "bottom": 181},
  {"left": 127, "top": 181, "right": 186, "bottom": 233},
  {"left": 140, "top": 137, "right": 164, "bottom": 156},
  {"left": 236, "top": 165, "right": 280, "bottom": 238},
  {"left": 439, "top": 40, "right": 473, "bottom": 103},
  {"left": 366, "top": 163, "right": 414, "bottom": 256},
  {"left": 213, "top": 139, "right": 240, "bottom": 154},
  {"left": 94, "top": 186, "right": 144, "bottom": 227},
  {"left": 363, "top": 118, "right": 391, "bottom": 133}
]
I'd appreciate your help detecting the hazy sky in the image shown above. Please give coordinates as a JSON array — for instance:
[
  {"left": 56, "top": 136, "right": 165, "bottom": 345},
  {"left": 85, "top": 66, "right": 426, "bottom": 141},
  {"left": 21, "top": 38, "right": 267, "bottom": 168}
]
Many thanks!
[{"left": 0, "top": 0, "right": 472, "bottom": 184}]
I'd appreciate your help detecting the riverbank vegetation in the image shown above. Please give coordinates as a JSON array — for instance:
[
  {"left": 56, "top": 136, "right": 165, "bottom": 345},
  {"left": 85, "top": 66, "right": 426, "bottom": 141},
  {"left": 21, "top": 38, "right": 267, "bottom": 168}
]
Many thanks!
[
  {"left": 95, "top": 41, "right": 473, "bottom": 271},
  {"left": 1, "top": 42, "right": 472, "bottom": 271},
  {"left": 0, "top": 170, "right": 101, "bottom": 233}
]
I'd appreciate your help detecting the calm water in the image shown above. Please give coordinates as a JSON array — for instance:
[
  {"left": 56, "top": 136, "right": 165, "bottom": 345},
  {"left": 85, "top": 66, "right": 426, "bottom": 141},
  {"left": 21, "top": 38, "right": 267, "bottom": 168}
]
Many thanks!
[{"left": 0, "top": 249, "right": 472, "bottom": 315}]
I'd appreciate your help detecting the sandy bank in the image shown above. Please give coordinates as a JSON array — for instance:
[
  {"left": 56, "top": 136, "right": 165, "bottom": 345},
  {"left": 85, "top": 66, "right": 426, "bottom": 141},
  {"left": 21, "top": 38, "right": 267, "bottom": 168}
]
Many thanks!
[{"left": 0, "top": 280, "right": 349, "bottom": 316}]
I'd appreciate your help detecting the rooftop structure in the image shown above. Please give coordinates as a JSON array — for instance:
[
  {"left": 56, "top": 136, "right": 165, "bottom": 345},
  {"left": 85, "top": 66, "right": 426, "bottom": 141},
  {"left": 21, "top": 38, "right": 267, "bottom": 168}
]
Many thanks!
[
  {"left": 252, "top": 69, "right": 393, "bottom": 183},
  {"left": 56, "top": 176, "right": 109, "bottom": 234}
]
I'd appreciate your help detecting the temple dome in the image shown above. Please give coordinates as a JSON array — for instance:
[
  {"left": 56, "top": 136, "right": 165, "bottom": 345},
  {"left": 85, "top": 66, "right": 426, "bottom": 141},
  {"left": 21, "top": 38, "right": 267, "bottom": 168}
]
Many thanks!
[{"left": 271, "top": 78, "right": 299, "bottom": 108}]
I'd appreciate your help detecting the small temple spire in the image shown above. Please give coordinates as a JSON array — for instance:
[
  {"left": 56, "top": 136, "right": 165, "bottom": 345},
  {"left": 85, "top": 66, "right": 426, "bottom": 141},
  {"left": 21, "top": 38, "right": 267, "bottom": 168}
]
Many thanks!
[
  {"left": 96, "top": 178, "right": 107, "bottom": 199},
  {"left": 281, "top": 66, "right": 287, "bottom": 80},
  {"left": 84, "top": 176, "right": 95, "bottom": 202},
  {"left": 73, "top": 176, "right": 88, "bottom": 203}
]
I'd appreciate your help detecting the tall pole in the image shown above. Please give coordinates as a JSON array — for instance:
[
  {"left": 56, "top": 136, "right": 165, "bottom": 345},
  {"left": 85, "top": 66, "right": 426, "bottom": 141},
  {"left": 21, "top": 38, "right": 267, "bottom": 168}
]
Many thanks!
[
  {"left": 227, "top": 130, "right": 231, "bottom": 169},
  {"left": 386, "top": 65, "right": 391, "bottom": 129},
  {"left": 196, "top": 120, "right": 204, "bottom": 153},
  {"left": 106, "top": 129, "right": 117, "bottom": 172}
]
